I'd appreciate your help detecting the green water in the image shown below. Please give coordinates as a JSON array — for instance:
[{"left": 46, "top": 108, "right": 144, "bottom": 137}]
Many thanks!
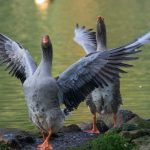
[{"left": 0, "top": 0, "right": 150, "bottom": 131}]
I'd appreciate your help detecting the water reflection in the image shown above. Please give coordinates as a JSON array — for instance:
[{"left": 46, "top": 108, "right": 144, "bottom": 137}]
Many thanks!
[
  {"left": 35, "top": 0, "right": 50, "bottom": 12},
  {"left": 0, "top": 0, "right": 150, "bottom": 131}
]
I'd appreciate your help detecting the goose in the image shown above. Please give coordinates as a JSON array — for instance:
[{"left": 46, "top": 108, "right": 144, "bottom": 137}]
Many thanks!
[
  {"left": 0, "top": 30, "right": 150, "bottom": 149},
  {"left": 74, "top": 16, "right": 122, "bottom": 133}
]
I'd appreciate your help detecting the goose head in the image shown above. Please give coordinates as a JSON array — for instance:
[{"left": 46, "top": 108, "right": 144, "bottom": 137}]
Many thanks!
[
  {"left": 39, "top": 35, "right": 53, "bottom": 75},
  {"left": 96, "top": 16, "right": 107, "bottom": 50},
  {"left": 42, "top": 35, "right": 52, "bottom": 53},
  {"left": 42, "top": 35, "right": 51, "bottom": 48},
  {"left": 41, "top": 35, "right": 53, "bottom": 63}
]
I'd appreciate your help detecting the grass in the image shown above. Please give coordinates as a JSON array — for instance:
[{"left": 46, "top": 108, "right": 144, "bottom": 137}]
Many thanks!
[
  {"left": 70, "top": 133, "right": 136, "bottom": 150},
  {"left": 0, "top": 144, "right": 11, "bottom": 150}
]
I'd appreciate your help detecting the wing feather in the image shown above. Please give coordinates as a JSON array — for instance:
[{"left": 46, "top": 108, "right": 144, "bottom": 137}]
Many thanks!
[
  {"left": 74, "top": 24, "right": 97, "bottom": 54},
  {"left": 57, "top": 31, "right": 150, "bottom": 111},
  {"left": 0, "top": 34, "right": 37, "bottom": 83}
]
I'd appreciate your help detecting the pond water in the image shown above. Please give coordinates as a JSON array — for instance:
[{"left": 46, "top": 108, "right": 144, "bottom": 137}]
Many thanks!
[{"left": 0, "top": 0, "right": 150, "bottom": 131}]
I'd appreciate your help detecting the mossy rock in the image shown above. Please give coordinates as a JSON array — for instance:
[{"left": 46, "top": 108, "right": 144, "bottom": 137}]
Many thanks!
[
  {"left": 106, "top": 127, "right": 122, "bottom": 134},
  {"left": 107, "top": 124, "right": 139, "bottom": 135},
  {"left": 127, "top": 116, "right": 150, "bottom": 129},
  {"left": 97, "top": 109, "right": 138, "bottom": 128},
  {"left": 107, "top": 116, "right": 150, "bottom": 134},
  {"left": 120, "top": 129, "right": 150, "bottom": 139},
  {"left": 121, "top": 123, "right": 140, "bottom": 131},
  {"left": 69, "top": 133, "right": 135, "bottom": 150},
  {"left": 132, "top": 135, "right": 150, "bottom": 150}
]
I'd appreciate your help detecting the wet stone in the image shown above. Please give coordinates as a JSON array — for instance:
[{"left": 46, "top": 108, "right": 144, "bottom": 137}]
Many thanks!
[
  {"left": 98, "top": 109, "right": 138, "bottom": 128},
  {"left": 132, "top": 135, "right": 150, "bottom": 150},
  {"left": 0, "top": 125, "right": 98, "bottom": 150},
  {"left": 78, "top": 119, "right": 109, "bottom": 133},
  {"left": 60, "top": 124, "right": 81, "bottom": 133},
  {"left": 0, "top": 128, "right": 35, "bottom": 149},
  {"left": 120, "top": 129, "right": 150, "bottom": 139}
]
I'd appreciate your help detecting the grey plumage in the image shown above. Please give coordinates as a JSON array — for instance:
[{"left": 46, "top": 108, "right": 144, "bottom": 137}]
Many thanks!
[
  {"left": 73, "top": 18, "right": 150, "bottom": 133},
  {"left": 0, "top": 34, "right": 36, "bottom": 83},
  {"left": 74, "top": 17, "right": 122, "bottom": 116},
  {"left": 74, "top": 24, "right": 97, "bottom": 53}
]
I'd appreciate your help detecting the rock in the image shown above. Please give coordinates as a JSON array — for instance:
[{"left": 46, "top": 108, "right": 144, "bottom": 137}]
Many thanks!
[
  {"left": 132, "top": 135, "right": 150, "bottom": 150},
  {"left": 78, "top": 121, "right": 92, "bottom": 131},
  {"left": 107, "top": 123, "right": 140, "bottom": 134},
  {"left": 117, "top": 109, "right": 138, "bottom": 125},
  {"left": 60, "top": 124, "right": 81, "bottom": 133},
  {"left": 98, "top": 109, "right": 138, "bottom": 128},
  {"left": 50, "top": 131, "right": 98, "bottom": 150},
  {"left": 106, "top": 115, "right": 150, "bottom": 150},
  {"left": 120, "top": 129, "right": 150, "bottom": 139},
  {"left": 126, "top": 116, "right": 150, "bottom": 129},
  {"left": 121, "top": 123, "right": 140, "bottom": 131},
  {"left": 0, "top": 128, "right": 35, "bottom": 149},
  {"left": 146, "top": 118, "right": 150, "bottom": 122},
  {"left": 78, "top": 120, "right": 109, "bottom": 133},
  {"left": 107, "top": 116, "right": 150, "bottom": 136},
  {"left": 96, "top": 120, "right": 109, "bottom": 133},
  {"left": 0, "top": 125, "right": 98, "bottom": 150}
]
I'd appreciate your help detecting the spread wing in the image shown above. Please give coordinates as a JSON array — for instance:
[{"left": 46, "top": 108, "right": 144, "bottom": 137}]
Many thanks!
[
  {"left": 57, "top": 31, "right": 150, "bottom": 111},
  {"left": 0, "top": 34, "right": 37, "bottom": 83},
  {"left": 74, "top": 24, "right": 97, "bottom": 54}
]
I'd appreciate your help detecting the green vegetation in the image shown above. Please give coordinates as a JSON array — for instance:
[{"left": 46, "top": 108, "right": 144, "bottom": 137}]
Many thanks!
[
  {"left": 0, "top": 144, "right": 11, "bottom": 150},
  {"left": 70, "top": 133, "right": 136, "bottom": 150}
]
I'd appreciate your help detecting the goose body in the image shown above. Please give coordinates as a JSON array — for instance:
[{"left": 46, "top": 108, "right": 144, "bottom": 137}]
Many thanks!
[
  {"left": 89, "top": 17, "right": 122, "bottom": 116},
  {"left": 23, "top": 36, "right": 65, "bottom": 134},
  {"left": 23, "top": 72, "right": 64, "bottom": 133},
  {"left": 91, "top": 83, "right": 121, "bottom": 114},
  {"left": 73, "top": 16, "right": 143, "bottom": 133},
  {"left": 1, "top": 25, "right": 150, "bottom": 149}
]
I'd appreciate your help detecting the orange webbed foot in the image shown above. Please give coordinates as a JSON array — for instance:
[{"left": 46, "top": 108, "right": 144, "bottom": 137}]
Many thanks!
[
  {"left": 83, "top": 128, "right": 100, "bottom": 134},
  {"left": 37, "top": 128, "right": 53, "bottom": 150},
  {"left": 37, "top": 142, "right": 53, "bottom": 150},
  {"left": 84, "top": 113, "right": 100, "bottom": 134}
]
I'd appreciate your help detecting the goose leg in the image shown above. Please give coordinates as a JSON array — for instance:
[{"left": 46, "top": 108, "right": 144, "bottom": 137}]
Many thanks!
[
  {"left": 84, "top": 113, "right": 100, "bottom": 134},
  {"left": 37, "top": 128, "right": 53, "bottom": 150},
  {"left": 113, "top": 113, "right": 117, "bottom": 128},
  {"left": 41, "top": 130, "right": 47, "bottom": 141}
]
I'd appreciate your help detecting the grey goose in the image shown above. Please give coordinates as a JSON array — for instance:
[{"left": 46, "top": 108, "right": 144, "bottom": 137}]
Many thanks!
[
  {"left": 74, "top": 16, "right": 123, "bottom": 133},
  {"left": 0, "top": 29, "right": 150, "bottom": 149}
]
